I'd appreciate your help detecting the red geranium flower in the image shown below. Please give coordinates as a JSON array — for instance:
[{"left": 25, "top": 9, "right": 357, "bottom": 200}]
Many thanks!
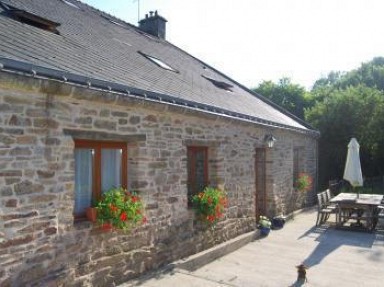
[
  {"left": 120, "top": 212, "right": 127, "bottom": 221},
  {"left": 109, "top": 204, "right": 118, "bottom": 212}
]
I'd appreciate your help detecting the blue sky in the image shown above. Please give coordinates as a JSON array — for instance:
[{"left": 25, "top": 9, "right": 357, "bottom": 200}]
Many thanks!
[{"left": 81, "top": 0, "right": 384, "bottom": 90}]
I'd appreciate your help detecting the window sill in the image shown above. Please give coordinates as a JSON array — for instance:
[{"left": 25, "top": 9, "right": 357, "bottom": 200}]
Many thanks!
[{"left": 73, "top": 218, "right": 94, "bottom": 230}]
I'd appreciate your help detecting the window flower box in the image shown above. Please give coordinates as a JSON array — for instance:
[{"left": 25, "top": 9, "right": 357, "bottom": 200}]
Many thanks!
[
  {"left": 95, "top": 187, "right": 147, "bottom": 231},
  {"left": 86, "top": 207, "right": 97, "bottom": 222},
  {"left": 192, "top": 187, "right": 227, "bottom": 226}
]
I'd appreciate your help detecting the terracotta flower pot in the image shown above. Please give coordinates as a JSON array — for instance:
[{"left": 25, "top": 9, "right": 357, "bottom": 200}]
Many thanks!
[
  {"left": 101, "top": 223, "right": 113, "bottom": 232},
  {"left": 86, "top": 207, "right": 97, "bottom": 222}
]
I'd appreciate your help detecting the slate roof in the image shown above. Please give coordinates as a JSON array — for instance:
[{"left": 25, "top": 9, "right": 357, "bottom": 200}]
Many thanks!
[{"left": 0, "top": 0, "right": 316, "bottom": 133}]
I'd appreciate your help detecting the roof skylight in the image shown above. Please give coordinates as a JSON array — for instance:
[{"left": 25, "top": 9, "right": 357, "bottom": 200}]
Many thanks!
[
  {"left": 3, "top": 5, "right": 60, "bottom": 34},
  {"left": 110, "top": 19, "right": 125, "bottom": 27},
  {"left": 138, "top": 51, "right": 178, "bottom": 73},
  {"left": 113, "top": 38, "right": 132, "bottom": 47},
  {"left": 100, "top": 14, "right": 127, "bottom": 27},
  {"left": 61, "top": 0, "right": 80, "bottom": 9},
  {"left": 202, "top": 75, "right": 233, "bottom": 92}
]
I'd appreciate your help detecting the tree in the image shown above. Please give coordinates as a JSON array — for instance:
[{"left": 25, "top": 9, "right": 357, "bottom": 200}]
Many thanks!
[
  {"left": 312, "top": 57, "right": 384, "bottom": 92},
  {"left": 306, "top": 57, "right": 384, "bottom": 188},
  {"left": 312, "top": 71, "right": 343, "bottom": 91},
  {"left": 251, "top": 57, "right": 384, "bottom": 188},
  {"left": 306, "top": 85, "right": 384, "bottom": 188},
  {"left": 252, "top": 78, "right": 310, "bottom": 120}
]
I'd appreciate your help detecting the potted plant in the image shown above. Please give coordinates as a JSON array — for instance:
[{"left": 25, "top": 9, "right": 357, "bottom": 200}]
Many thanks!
[
  {"left": 290, "top": 172, "right": 313, "bottom": 213},
  {"left": 295, "top": 172, "right": 313, "bottom": 193},
  {"left": 96, "top": 187, "right": 147, "bottom": 231},
  {"left": 191, "top": 187, "right": 228, "bottom": 226},
  {"left": 258, "top": 215, "right": 271, "bottom": 236}
]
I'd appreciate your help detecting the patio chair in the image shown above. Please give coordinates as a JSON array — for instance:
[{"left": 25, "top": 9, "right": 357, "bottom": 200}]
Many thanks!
[
  {"left": 324, "top": 189, "right": 338, "bottom": 210},
  {"left": 316, "top": 191, "right": 339, "bottom": 226},
  {"left": 374, "top": 205, "right": 384, "bottom": 230},
  {"left": 373, "top": 195, "right": 384, "bottom": 228}
]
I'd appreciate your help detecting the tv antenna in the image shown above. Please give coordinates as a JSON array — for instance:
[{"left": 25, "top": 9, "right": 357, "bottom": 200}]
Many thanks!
[{"left": 133, "top": 0, "right": 140, "bottom": 23}]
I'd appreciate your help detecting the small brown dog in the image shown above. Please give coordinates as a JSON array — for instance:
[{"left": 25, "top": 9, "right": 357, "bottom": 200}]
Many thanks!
[{"left": 291, "top": 264, "right": 308, "bottom": 287}]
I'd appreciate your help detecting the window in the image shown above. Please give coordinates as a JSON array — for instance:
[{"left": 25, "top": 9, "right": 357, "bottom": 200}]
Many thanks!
[
  {"left": 187, "top": 146, "right": 208, "bottom": 205},
  {"left": 202, "top": 75, "right": 233, "bottom": 92},
  {"left": 74, "top": 140, "right": 127, "bottom": 218},
  {"left": 100, "top": 14, "right": 126, "bottom": 27},
  {"left": 2, "top": 3, "right": 61, "bottom": 34},
  {"left": 138, "top": 51, "right": 179, "bottom": 73},
  {"left": 61, "top": 0, "right": 80, "bottom": 9}
]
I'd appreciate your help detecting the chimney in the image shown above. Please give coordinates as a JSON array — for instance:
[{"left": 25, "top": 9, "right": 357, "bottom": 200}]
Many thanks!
[{"left": 138, "top": 10, "right": 167, "bottom": 39}]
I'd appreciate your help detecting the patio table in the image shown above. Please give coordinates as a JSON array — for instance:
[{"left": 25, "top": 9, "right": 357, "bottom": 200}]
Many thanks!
[{"left": 330, "top": 192, "right": 383, "bottom": 231}]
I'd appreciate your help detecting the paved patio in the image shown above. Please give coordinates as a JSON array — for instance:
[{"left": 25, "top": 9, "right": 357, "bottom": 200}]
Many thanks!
[{"left": 120, "top": 208, "right": 384, "bottom": 287}]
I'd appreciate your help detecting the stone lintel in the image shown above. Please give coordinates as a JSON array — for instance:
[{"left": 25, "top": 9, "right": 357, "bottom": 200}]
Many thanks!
[
  {"left": 183, "top": 139, "right": 220, "bottom": 147},
  {"left": 63, "top": 128, "right": 146, "bottom": 142}
]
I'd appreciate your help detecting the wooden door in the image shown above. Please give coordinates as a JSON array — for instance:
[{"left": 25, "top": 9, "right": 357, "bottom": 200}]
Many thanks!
[{"left": 255, "top": 148, "right": 267, "bottom": 219}]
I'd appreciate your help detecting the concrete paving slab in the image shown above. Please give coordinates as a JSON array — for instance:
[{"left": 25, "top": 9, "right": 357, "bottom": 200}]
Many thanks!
[{"left": 120, "top": 208, "right": 384, "bottom": 287}]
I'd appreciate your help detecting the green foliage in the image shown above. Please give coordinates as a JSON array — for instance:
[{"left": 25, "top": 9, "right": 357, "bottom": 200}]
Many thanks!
[
  {"left": 307, "top": 82, "right": 384, "bottom": 187},
  {"left": 338, "top": 57, "right": 384, "bottom": 91},
  {"left": 295, "top": 173, "right": 313, "bottom": 192},
  {"left": 308, "top": 57, "right": 384, "bottom": 187},
  {"left": 96, "top": 187, "right": 146, "bottom": 231},
  {"left": 259, "top": 216, "right": 271, "bottom": 228},
  {"left": 307, "top": 84, "right": 384, "bottom": 186},
  {"left": 191, "top": 187, "right": 227, "bottom": 226},
  {"left": 312, "top": 57, "right": 384, "bottom": 92},
  {"left": 252, "top": 77, "right": 310, "bottom": 120},
  {"left": 252, "top": 57, "right": 384, "bottom": 189},
  {"left": 312, "top": 71, "right": 343, "bottom": 91}
]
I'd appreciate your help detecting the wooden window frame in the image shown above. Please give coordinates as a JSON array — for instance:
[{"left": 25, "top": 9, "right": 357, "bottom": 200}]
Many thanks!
[
  {"left": 74, "top": 139, "right": 128, "bottom": 218},
  {"left": 187, "top": 146, "right": 208, "bottom": 206}
]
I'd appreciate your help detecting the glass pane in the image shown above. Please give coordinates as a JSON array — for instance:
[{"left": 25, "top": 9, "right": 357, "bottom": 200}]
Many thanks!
[
  {"left": 74, "top": 149, "right": 93, "bottom": 215},
  {"left": 187, "top": 148, "right": 207, "bottom": 202},
  {"left": 101, "top": 149, "right": 122, "bottom": 193},
  {"left": 195, "top": 150, "right": 206, "bottom": 193}
]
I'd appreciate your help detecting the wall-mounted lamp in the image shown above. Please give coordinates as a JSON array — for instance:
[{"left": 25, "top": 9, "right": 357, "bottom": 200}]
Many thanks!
[{"left": 264, "top": 134, "right": 276, "bottom": 148}]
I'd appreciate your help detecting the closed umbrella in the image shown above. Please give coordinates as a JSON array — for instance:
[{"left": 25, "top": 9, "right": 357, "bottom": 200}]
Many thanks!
[{"left": 343, "top": 138, "right": 363, "bottom": 197}]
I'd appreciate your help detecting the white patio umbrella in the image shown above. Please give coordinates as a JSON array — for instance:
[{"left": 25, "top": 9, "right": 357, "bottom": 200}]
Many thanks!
[{"left": 343, "top": 138, "right": 363, "bottom": 197}]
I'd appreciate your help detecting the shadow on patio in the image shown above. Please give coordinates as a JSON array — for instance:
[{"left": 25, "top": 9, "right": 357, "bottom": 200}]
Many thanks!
[{"left": 299, "top": 221, "right": 384, "bottom": 268}]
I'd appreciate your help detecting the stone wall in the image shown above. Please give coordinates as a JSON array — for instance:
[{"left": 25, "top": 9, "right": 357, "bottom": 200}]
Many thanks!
[{"left": 0, "top": 72, "right": 318, "bottom": 286}]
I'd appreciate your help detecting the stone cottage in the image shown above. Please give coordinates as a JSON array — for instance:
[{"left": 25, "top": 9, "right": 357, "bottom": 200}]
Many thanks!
[{"left": 0, "top": 0, "right": 319, "bottom": 285}]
